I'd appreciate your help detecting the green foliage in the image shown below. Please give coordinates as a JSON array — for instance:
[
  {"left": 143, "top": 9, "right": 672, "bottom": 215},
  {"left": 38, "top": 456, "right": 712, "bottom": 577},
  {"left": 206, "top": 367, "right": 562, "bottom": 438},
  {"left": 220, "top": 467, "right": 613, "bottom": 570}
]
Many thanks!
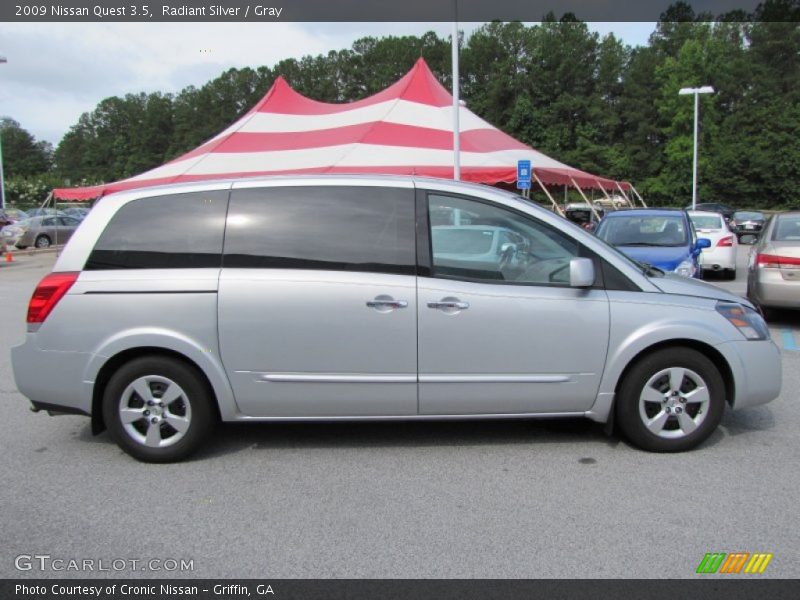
[
  {"left": 3, "top": 173, "right": 71, "bottom": 207},
  {"left": 1, "top": 118, "right": 52, "bottom": 177},
  {"left": 4, "top": 1, "right": 798, "bottom": 209}
]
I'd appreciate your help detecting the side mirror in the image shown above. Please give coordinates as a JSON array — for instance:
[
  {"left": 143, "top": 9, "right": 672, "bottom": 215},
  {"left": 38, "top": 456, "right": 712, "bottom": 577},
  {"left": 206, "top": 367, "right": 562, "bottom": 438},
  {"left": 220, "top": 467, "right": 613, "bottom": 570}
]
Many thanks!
[
  {"left": 569, "top": 257, "right": 595, "bottom": 288},
  {"left": 693, "top": 238, "right": 711, "bottom": 256}
]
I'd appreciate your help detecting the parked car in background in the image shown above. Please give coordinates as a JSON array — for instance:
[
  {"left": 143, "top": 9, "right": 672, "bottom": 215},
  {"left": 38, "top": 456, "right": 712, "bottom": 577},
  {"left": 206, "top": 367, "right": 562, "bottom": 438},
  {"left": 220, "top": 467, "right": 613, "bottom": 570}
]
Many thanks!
[
  {"left": 25, "top": 207, "right": 66, "bottom": 218},
  {"left": 730, "top": 210, "right": 766, "bottom": 242},
  {"left": 0, "top": 208, "right": 30, "bottom": 226},
  {"left": 688, "top": 210, "right": 738, "bottom": 280},
  {"left": 686, "top": 202, "right": 735, "bottom": 222},
  {"left": 12, "top": 177, "right": 780, "bottom": 462},
  {"left": 747, "top": 211, "right": 800, "bottom": 316},
  {"left": 564, "top": 203, "right": 602, "bottom": 232},
  {"left": 1, "top": 215, "right": 82, "bottom": 249},
  {"left": 595, "top": 208, "right": 710, "bottom": 278},
  {"left": 62, "top": 207, "right": 90, "bottom": 221}
]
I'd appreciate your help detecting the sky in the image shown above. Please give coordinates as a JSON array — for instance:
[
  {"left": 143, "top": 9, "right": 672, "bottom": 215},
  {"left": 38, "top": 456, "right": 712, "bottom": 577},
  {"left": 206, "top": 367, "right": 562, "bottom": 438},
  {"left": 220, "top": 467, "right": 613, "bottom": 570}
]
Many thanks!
[{"left": 0, "top": 22, "right": 654, "bottom": 147}]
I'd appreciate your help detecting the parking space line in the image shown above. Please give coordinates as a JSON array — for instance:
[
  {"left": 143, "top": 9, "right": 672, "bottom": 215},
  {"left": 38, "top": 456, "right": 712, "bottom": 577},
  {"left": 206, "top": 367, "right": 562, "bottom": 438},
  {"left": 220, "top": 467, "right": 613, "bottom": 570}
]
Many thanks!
[{"left": 781, "top": 329, "right": 799, "bottom": 352}]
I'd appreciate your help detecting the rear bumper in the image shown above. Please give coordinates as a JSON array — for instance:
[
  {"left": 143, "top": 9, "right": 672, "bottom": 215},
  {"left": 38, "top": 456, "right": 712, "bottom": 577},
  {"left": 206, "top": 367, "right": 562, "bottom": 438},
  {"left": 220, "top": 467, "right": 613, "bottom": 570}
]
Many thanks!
[
  {"left": 715, "top": 338, "right": 781, "bottom": 409},
  {"left": 732, "top": 226, "right": 763, "bottom": 235},
  {"left": 11, "top": 335, "right": 94, "bottom": 416},
  {"left": 699, "top": 247, "right": 737, "bottom": 270},
  {"left": 752, "top": 270, "right": 800, "bottom": 308}
]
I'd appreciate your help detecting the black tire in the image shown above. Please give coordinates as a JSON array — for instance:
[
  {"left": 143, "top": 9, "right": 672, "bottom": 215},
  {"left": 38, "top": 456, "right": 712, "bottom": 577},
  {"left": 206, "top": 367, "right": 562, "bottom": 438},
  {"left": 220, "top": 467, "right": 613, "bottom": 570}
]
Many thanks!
[
  {"left": 103, "top": 356, "right": 216, "bottom": 462},
  {"left": 34, "top": 235, "right": 51, "bottom": 249},
  {"left": 615, "top": 347, "right": 726, "bottom": 452}
]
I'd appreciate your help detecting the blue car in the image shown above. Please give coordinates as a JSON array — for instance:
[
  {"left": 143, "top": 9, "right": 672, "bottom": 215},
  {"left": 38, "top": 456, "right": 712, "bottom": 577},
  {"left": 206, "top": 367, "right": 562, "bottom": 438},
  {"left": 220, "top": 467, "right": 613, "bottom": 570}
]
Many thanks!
[{"left": 594, "top": 209, "right": 711, "bottom": 278}]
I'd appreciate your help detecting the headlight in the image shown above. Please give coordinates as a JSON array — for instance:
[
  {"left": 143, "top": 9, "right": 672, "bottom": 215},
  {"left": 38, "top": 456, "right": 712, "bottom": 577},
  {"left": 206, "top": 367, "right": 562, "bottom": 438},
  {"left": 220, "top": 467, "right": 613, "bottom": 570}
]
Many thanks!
[
  {"left": 716, "top": 302, "right": 770, "bottom": 341},
  {"left": 674, "top": 259, "right": 696, "bottom": 278}
]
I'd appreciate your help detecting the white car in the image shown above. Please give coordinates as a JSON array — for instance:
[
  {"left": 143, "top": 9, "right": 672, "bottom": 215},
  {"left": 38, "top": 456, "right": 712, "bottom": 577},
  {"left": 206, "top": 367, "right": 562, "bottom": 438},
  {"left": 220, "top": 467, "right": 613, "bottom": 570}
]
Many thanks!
[{"left": 688, "top": 210, "right": 738, "bottom": 279}]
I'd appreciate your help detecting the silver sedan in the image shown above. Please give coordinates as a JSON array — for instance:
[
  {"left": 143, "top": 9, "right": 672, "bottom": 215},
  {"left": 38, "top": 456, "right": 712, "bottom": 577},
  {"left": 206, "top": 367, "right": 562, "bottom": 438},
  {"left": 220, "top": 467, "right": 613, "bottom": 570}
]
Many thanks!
[
  {"left": 1, "top": 215, "right": 81, "bottom": 249},
  {"left": 747, "top": 211, "right": 800, "bottom": 314}
]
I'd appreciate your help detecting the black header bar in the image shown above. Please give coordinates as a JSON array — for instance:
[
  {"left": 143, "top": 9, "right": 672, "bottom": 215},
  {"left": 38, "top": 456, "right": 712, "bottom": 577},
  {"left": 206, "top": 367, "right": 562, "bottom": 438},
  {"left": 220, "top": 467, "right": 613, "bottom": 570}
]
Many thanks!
[{"left": 2, "top": 0, "right": 772, "bottom": 23}]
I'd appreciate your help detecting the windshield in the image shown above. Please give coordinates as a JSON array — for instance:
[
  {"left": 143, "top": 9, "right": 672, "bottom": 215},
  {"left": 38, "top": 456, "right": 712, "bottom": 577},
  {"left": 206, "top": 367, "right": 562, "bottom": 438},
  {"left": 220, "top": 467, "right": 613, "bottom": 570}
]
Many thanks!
[
  {"left": 734, "top": 211, "right": 763, "bottom": 220},
  {"left": 689, "top": 214, "right": 723, "bottom": 230},
  {"left": 596, "top": 214, "right": 689, "bottom": 247}
]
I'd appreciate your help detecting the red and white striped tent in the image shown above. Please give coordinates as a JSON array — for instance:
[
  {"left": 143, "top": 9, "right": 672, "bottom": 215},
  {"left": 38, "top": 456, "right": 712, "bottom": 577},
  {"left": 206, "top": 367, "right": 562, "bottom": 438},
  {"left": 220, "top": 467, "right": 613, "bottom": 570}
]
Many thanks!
[{"left": 53, "top": 58, "right": 629, "bottom": 200}]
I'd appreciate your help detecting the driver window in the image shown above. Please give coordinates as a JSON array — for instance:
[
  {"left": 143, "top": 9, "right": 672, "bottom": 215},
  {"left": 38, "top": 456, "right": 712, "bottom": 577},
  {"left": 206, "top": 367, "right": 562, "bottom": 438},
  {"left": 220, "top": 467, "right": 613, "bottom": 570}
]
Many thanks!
[{"left": 428, "top": 194, "right": 579, "bottom": 285}]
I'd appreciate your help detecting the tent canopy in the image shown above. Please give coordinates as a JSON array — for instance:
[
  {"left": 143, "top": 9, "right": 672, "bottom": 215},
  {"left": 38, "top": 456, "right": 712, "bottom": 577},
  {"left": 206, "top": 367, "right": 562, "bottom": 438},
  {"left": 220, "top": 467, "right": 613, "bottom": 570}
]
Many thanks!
[{"left": 54, "top": 58, "right": 630, "bottom": 200}]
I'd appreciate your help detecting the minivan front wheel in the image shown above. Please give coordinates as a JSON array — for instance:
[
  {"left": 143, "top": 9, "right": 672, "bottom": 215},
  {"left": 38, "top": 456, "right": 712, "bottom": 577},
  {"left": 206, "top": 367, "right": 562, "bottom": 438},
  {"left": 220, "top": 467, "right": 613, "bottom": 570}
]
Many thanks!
[
  {"left": 616, "top": 348, "right": 725, "bottom": 452},
  {"left": 103, "top": 356, "right": 215, "bottom": 462}
]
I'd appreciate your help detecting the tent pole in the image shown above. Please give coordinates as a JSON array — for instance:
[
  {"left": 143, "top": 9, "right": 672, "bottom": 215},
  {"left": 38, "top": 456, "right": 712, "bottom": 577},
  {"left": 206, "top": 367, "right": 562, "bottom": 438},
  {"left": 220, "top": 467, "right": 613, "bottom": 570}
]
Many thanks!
[
  {"left": 629, "top": 184, "right": 647, "bottom": 208},
  {"left": 533, "top": 172, "right": 563, "bottom": 216},
  {"left": 40, "top": 191, "right": 53, "bottom": 212},
  {"left": 614, "top": 182, "right": 635, "bottom": 208},
  {"left": 595, "top": 180, "right": 617, "bottom": 210},
  {"left": 569, "top": 177, "right": 600, "bottom": 221},
  {"left": 451, "top": 18, "right": 460, "bottom": 181}
]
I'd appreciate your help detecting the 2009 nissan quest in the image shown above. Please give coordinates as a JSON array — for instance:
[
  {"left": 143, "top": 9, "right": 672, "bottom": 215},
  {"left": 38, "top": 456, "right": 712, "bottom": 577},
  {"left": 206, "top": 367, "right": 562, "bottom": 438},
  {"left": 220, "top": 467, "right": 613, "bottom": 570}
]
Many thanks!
[{"left": 12, "top": 176, "right": 781, "bottom": 462}]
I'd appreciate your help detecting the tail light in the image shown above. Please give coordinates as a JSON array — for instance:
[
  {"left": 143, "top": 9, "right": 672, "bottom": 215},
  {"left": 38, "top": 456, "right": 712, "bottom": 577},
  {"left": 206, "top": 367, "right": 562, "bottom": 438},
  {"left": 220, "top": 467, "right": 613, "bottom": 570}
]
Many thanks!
[
  {"left": 756, "top": 253, "right": 800, "bottom": 269},
  {"left": 26, "top": 272, "right": 79, "bottom": 324},
  {"left": 717, "top": 236, "right": 734, "bottom": 247}
]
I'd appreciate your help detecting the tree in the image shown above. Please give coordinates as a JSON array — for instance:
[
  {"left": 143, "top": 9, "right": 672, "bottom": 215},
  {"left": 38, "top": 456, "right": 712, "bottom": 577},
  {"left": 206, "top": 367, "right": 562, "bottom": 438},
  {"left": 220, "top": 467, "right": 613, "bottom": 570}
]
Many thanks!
[
  {"left": 53, "top": 92, "right": 175, "bottom": 182},
  {"left": 0, "top": 118, "right": 52, "bottom": 178}
]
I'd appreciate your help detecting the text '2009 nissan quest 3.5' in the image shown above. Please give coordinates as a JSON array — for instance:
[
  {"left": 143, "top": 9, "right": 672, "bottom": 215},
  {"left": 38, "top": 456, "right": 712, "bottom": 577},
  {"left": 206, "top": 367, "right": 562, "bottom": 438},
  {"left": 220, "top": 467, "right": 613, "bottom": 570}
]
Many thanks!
[{"left": 12, "top": 176, "right": 781, "bottom": 462}]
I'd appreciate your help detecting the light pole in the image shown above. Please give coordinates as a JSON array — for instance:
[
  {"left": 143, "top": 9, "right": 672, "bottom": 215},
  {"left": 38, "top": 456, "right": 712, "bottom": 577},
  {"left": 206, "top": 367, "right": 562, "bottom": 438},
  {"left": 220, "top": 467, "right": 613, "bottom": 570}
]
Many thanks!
[
  {"left": 0, "top": 55, "right": 6, "bottom": 210},
  {"left": 678, "top": 85, "right": 714, "bottom": 210}
]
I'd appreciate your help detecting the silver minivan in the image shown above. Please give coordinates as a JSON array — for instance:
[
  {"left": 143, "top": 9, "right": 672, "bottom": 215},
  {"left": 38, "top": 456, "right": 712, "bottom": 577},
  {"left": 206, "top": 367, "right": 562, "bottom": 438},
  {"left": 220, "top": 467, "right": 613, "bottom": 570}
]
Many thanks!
[{"left": 12, "top": 176, "right": 781, "bottom": 462}]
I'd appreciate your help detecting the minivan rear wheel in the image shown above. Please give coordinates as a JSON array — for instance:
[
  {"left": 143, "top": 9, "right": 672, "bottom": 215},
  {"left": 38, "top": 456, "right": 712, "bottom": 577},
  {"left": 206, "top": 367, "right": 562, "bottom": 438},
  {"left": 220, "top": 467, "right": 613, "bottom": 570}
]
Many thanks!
[
  {"left": 103, "top": 356, "right": 215, "bottom": 462},
  {"left": 616, "top": 348, "right": 725, "bottom": 452}
]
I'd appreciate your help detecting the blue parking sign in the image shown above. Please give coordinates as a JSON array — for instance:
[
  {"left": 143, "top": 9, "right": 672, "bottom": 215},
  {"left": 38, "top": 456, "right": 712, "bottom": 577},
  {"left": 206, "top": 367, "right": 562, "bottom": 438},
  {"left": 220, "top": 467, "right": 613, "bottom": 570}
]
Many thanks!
[{"left": 517, "top": 160, "right": 531, "bottom": 189}]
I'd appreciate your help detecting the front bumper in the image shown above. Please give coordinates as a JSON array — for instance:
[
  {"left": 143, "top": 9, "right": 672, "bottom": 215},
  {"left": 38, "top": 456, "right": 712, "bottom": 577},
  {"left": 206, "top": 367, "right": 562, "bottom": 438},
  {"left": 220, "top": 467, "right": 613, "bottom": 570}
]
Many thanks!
[
  {"left": 2, "top": 231, "right": 24, "bottom": 247},
  {"left": 716, "top": 338, "right": 781, "bottom": 409}
]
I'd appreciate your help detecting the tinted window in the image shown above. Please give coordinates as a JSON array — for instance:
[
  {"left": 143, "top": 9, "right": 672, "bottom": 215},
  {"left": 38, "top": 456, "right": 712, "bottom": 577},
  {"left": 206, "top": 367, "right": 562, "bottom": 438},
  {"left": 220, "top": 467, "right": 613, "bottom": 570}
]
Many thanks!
[
  {"left": 224, "top": 186, "right": 415, "bottom": 275},
  {"left": 85, "top": 191, "right": 228, "bottom": 270},
  {"left": 428, "top": 194, "right": 579, "bottom": 285},
  {"left": 42, "top": 217, "right": 57, "bottom": 227},
  {"left": 59, "top": 217, "right": 81, "bottom": 227},
  {"left": 734, "top": 211, "right": 764, "bottom": 220}
]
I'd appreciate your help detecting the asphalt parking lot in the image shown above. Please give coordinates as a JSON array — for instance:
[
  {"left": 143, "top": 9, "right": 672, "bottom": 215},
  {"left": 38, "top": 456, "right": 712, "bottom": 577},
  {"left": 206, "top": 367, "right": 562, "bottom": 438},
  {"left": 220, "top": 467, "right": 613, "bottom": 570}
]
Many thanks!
[{"left": 1, "top": 245, "right": 797, "bottom": 579}]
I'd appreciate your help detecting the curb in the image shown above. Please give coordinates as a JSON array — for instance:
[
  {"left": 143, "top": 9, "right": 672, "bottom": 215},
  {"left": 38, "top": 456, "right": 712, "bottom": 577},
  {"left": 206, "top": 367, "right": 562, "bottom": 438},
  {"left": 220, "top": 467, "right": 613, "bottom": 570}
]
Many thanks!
[
  {"left": 9, "top": 245, "right": 64, "bottom": 256},
  {"left": 1, "top": 245, "right": 63, "bottom": 268}
]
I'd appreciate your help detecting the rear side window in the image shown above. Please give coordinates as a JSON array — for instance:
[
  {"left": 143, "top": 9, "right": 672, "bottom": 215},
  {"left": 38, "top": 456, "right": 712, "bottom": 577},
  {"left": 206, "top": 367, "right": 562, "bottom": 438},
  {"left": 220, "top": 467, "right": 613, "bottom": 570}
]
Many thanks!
[
  {"left": 223, "top": 186, "right": 415, "bottom": 275},
  {"left": 85, "top": 191, "right": 229, "bottom": 270},
  {"left": 773, "top": 215, "right": 800, "bottom": 241}
]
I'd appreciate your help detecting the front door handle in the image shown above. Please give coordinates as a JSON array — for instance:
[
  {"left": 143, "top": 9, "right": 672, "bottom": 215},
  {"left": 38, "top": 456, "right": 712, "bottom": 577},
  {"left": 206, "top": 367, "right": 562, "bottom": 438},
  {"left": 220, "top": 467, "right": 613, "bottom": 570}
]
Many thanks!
[
  {"left": 366, "top": 295, "right": 408, "bottom": 312},
  {"left": 427, "top": 299, "right": 470, "bottom": 311}
]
